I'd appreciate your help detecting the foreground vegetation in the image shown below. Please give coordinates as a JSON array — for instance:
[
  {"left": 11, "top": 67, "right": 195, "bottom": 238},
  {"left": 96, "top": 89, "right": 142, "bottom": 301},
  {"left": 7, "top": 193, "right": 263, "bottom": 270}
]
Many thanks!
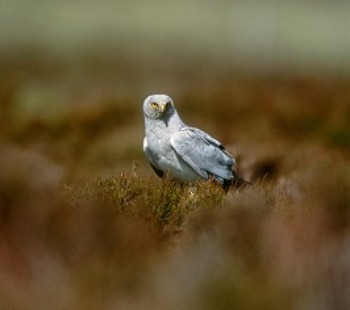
[{"left": 0, "top": 153, "right": 349, "bottom": 309}]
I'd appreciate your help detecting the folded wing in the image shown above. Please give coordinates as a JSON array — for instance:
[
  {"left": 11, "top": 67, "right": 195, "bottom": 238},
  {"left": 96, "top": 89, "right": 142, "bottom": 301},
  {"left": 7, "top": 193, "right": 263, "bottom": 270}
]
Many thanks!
[{"left": 170, "top": 127, "right": 236, "bottom": 182}]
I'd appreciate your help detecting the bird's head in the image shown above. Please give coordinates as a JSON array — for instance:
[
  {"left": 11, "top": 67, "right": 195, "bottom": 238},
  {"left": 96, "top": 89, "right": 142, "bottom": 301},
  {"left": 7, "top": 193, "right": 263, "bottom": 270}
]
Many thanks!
[{"left": 143, "top": 94, "right": 175, "bottom": 120}]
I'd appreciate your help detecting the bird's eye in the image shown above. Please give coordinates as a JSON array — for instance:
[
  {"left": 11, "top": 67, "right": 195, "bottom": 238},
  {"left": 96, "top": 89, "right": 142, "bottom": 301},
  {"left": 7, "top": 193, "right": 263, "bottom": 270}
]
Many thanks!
[
  {"left": 151, "top": 102, "right": 159, "bottom": 110},
  {"left": 165, "top": 101, "right": 171, "bottom": 108}
]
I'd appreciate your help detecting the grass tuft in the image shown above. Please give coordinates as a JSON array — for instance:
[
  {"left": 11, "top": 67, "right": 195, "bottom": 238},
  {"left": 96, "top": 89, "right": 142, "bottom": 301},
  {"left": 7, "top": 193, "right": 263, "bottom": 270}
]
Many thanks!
[{"left": 65, "top": 174, "right": 227, "bottom": 239}]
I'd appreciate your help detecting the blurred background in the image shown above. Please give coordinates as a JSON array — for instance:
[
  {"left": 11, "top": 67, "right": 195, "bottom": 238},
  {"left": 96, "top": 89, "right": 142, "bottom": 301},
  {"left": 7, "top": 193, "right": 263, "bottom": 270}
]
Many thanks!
[
  {"left": 1, "top": 0, "right": 349, "bottom": 181},
  {"left": 0, "top": 1, "right": 350, "bottom": 309}
]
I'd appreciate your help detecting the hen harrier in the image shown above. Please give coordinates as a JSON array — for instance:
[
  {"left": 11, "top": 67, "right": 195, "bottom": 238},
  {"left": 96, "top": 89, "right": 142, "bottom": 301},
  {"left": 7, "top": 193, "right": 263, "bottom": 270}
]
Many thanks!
[{"left": 143, "top": 94, "right": 248, "bottom": 189}]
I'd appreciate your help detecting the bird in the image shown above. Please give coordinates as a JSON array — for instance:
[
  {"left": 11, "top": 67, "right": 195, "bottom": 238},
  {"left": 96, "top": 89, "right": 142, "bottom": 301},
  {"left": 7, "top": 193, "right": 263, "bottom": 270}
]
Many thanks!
[{"left": 142, "top": 94, "right": 249, "bottom": 190}]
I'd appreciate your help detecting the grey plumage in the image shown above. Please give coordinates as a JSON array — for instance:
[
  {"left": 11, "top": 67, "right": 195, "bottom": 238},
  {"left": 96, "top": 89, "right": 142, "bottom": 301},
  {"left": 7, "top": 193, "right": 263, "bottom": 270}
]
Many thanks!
[{"left": 142, "top": 94, "right": 238, "bottom": 188}]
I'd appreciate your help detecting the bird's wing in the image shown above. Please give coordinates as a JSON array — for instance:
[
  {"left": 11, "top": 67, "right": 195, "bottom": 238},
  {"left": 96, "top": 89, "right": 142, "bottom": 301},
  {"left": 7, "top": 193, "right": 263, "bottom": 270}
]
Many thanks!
[
  {"left": 170, "top": 127, "right": 235, "bottom": 181},
  {"left": 143, "top": 137, "right": 164, "bottom": 178}
]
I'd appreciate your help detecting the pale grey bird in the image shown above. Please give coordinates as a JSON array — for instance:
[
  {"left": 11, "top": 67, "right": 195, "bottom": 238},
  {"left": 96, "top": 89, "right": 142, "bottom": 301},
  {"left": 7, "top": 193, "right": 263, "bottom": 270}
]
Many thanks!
[{"left": 143, "top": 94, "right": 248, "bottom": 190}]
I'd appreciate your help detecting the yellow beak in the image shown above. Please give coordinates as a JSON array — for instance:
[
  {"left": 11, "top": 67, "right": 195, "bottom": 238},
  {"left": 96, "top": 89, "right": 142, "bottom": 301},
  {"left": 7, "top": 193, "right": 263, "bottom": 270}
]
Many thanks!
[{"left": 160, "top": 104, "right": 167, "bottom": 112}]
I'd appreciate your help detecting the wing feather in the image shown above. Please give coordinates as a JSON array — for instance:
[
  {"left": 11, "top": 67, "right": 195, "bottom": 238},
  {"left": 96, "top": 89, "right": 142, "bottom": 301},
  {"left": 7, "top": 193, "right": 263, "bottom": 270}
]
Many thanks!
[{"left": 170, "top": 127, "right": 235, "bottom": 181}]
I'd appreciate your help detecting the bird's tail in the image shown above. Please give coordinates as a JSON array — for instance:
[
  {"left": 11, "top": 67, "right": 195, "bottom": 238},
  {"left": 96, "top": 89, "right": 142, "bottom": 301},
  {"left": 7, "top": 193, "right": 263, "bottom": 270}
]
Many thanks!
[
  {"left": 222, "top": 173, "right": 252, "bottom": 192},
  {"left": 231, "top": 170, "right": 253, "bottom": 189},
  {"left": 232, "top": 175, "right": 253, "bottom": 188}
]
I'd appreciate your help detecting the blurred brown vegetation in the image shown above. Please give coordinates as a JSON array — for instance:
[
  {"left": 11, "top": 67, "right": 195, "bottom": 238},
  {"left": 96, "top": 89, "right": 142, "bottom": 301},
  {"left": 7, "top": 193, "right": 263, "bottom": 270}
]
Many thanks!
[{"left": 0, "top": 52, "right": 350, "bottom": 310}]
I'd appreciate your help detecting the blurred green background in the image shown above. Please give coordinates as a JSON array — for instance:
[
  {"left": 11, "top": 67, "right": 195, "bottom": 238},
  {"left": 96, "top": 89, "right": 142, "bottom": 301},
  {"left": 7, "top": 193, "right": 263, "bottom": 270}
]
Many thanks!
[{"left": 2, "top": 0, "right": 350, "bottom": 74}]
